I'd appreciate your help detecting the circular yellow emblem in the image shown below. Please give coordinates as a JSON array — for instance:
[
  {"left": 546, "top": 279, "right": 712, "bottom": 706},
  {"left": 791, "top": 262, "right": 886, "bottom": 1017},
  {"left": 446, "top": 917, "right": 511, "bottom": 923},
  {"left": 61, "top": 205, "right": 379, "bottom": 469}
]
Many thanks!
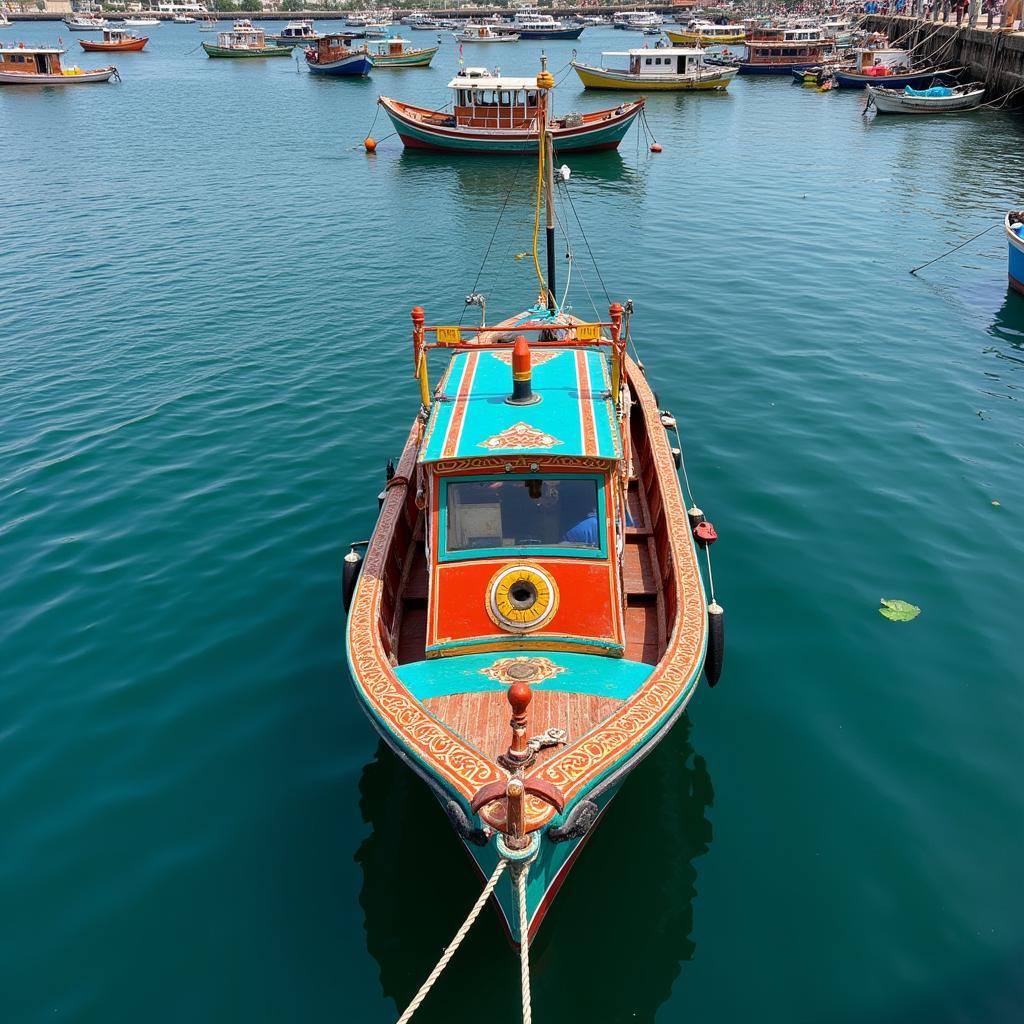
[{"left": 487, "top": 564, "right": 559, "bottom": 633}]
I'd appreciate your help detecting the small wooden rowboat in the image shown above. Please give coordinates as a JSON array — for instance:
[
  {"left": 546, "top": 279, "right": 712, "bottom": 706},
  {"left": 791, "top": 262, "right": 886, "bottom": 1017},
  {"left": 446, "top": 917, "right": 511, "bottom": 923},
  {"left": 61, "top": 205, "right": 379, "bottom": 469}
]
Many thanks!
[
  {"left": 0, "top": 44, "right": 118, "bottom": 84},
  {"left": 379, "top": 65, "right": 643, "bottom": 154},
  {"left": 866, "top": 81, "right": 984, "bottom": 113},
  {"left": 1005, "top": 211, "right": 1024, "bottom": 296},
  {"left": 368, "top": 36, "right": 438, "bottom": 68},
  {"left": 80, "top": 29, "right": 148, "bottom": 52},
  {"left": 345, "top": 59, "right": 723, "bottom": 962}
]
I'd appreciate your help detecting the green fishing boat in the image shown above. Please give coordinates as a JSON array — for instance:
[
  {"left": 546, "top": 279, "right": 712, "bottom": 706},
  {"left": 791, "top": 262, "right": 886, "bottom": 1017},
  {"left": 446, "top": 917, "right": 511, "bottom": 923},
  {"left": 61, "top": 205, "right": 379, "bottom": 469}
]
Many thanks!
[
  {"left": 202, "top": 21, "right": 294, "bottom": 58},
  {"left": 368, "top": 37, "right": 438, "bottom": 68}
]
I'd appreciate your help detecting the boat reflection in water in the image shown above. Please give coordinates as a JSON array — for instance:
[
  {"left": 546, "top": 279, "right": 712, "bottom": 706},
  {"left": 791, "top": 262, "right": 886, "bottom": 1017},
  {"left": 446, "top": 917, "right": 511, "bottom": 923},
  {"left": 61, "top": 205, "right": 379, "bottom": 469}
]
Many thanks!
[{"left": 354, "top": 715, "right": 713, "bottom": 1019}]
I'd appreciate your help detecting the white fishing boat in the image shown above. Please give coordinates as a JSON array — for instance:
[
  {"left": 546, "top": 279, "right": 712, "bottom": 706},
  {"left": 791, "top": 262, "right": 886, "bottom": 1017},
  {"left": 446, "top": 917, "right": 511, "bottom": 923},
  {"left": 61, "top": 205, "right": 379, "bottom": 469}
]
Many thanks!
[
  {"left": 124, "top": 17, "right": 160, "bottom": 27},
  {"left": 574, "top": 46, "right": 737, "bottom": 91},
  {"left": 0, "top": 11, "right": 10, "bottom": 28},
  {"left": 867, "top": 81, "right": 985, "bottom": 113},
  {"left": 612, "top": 10, "right": 662, "bottom": 31},
  {"left": 455, "top": 23, "right": 519, "bottom": 43},
  {"left": 267, "top": 19, "right": 320, "bottom": 44},
  {"left": 64, "top": 13, "right": 108, "bottom": 31},
  {"left": 172, "top": 14, "right": 196, "bottom": 22}
]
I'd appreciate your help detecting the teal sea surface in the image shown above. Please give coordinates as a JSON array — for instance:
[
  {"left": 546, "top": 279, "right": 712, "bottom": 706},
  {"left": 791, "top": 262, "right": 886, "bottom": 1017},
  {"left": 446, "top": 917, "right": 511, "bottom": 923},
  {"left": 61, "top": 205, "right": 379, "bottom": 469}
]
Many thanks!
[{"left": 2, "top": 23, "right": 1023, "bottom": 1023}]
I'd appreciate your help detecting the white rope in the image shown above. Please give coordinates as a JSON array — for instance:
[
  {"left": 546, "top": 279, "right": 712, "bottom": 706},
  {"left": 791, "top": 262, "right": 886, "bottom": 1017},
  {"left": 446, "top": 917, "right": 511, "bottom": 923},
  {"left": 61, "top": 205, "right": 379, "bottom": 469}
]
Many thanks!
[
  {"left": 395, "top": 859, "right": 508, "bottom": 1024},
  {"left": 516, "top": 864, "right": 533, "bottom": 1024}
]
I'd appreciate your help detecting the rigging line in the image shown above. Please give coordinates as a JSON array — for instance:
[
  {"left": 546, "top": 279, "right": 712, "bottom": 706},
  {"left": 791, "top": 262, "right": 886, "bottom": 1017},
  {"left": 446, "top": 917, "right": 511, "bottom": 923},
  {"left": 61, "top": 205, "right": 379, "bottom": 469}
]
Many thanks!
[
  {"left": 460, "top": 144, "right": 529, "bottom": 324},
  {"left": 531, "top": 113, "right": 548, "bottom": 303},
  {"left": 562, "top": 178, "right": 612, "bottom": 306}
]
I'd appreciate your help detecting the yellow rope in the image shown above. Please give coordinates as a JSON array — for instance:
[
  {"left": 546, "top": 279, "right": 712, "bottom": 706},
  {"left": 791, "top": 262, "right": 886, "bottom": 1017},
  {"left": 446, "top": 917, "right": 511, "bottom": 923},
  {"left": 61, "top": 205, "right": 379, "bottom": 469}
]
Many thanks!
[{"left": 531, "top": 98, "right": 546, "bottom": 306}]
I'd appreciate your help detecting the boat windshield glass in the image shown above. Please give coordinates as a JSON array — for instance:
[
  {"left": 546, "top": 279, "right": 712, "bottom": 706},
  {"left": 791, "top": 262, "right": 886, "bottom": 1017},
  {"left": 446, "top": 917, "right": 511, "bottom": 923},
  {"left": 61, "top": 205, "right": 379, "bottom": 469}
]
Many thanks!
[{"left": 445, "top": 477, "right": 602, "bottom": 553}]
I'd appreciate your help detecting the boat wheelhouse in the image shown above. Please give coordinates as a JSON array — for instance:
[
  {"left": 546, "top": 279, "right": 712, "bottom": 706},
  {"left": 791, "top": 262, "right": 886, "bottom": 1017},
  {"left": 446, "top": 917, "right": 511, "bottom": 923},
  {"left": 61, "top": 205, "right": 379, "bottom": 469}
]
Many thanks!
[
  {"left": 368, "top": 36, "right": 437, "bottom": 67},
  {"left": 573, "top": 46, "right": 737, "bottom": 91},
  {"left": 666, "top": 19, "right": 746, "bottom": 46},
  {"left": 202, "top": 20, "right": 293, "bottom": 57},
  {"left": 0, "top": 44, "right": 118, "bottom": 83},
  {"left": 378, "top": 65, "right": 644, "bottom": 154},
  {"left": 267, "top": 20, "right": 320, "bottom": 44},
  {"left": 305, "top": 33, "right": 372, "bottom": 76},
  {"left": 738, "top": 23, "right": 833, "bottom": 75},
  {"left": 80, "top": 27, "right": 148, "bottom": 51}
]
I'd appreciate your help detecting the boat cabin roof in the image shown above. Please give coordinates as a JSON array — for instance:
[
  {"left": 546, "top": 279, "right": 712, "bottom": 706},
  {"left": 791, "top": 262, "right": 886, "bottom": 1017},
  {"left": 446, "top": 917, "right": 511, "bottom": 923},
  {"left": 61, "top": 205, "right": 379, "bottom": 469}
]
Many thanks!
[
  {"left": 604, "top": 46, "right": 704, "bottom": 57},
  {"left": 448, "top": 67, "right": 537, "bottom": 90},
  {"left": 419, "top": 346, "right": 622, "bottom": 465},
  {"left": 1, "top": 45, "right": 63, "bottom": 54}
]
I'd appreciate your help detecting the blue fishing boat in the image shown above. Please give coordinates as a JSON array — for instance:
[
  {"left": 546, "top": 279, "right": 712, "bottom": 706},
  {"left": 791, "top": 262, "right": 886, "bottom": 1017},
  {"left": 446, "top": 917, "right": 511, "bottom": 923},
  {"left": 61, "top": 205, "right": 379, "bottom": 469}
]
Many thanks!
[
  {"left": 1006, "top": 212, "right": 1024, "bottom": 295},
  {"left": 304, "top": 33, "right": 372, "bottom": 76},
  {"left": 344, "top": 56, "right": 724, "bottom": 1015}
]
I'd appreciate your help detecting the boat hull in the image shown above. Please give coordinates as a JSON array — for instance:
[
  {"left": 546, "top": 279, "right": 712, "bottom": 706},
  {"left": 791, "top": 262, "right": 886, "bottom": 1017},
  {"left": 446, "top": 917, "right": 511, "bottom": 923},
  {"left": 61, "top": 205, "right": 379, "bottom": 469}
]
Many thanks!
[
  {"left": 738, "top": 59, "right": 821, "bottom": 74},
  {"left": 80, "top": 37, "right": 147, "bottom": 51},
  {"left": 370, "top": 45, "right": 438, "bottom": 68},
  {"left": 378, "top": 95, "right": 644, "bottom": 154},
  {"left": 1006, "top": 215, "right": 1024, "bottom": 295},
  {"left": 834, "top": 69, "right": 940, "bottom": 89},
  {"left": 867, "top": 84, "right": 983, "bottom": 112},
  {"left": 515, "top": 25, "right": 584, "bottom": 39},
  {"left": 306, "top": 51, "right": 372, "bottom": 75},
  {"left": 202, "top": 42, "right": 293, "bottom": 57},
  {"left": 573, "top": 60, "right": 736, "bottom": 91},
  {"left": 0, "top": 66, "right": 116, "bottom": 83}
]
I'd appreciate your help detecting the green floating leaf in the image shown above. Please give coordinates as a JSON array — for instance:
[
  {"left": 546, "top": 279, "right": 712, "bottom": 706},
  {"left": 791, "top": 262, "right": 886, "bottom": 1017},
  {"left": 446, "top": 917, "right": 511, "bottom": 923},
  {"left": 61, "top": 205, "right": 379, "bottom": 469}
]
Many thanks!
[{"left": 879, "top": 598, "right": 920, "bottom": 623}]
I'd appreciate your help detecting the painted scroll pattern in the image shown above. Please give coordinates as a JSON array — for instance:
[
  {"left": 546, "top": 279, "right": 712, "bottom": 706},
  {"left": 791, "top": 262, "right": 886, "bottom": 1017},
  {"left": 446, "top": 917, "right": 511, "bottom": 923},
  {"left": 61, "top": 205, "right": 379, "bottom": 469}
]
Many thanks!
[
  {"left": 480, "top": 656, "right": 567, "bottom": 685},
  {"left": 347, "top": 430, "right": 504, "bottom": 798},
  {"left": 478, "top": 422, "right": 564, "bottom": 451}
]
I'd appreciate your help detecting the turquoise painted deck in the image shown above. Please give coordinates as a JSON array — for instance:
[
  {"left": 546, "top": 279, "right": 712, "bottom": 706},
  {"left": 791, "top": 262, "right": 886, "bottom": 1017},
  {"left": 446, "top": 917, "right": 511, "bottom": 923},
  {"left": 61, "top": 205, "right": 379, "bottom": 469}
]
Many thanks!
[
  {"left": 419, "top": 345, "right": 621, "bottom": 462},
  {"left": 395, "top": 650, "right": 654, "bottom": 700}
]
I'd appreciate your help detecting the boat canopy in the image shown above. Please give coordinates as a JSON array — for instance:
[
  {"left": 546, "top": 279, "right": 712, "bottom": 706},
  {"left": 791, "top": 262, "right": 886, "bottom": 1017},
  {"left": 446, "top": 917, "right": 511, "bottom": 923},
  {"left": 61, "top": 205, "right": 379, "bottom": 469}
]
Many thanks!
[
  {"left": 419, "top": 345, "right": 622, "bottom": 464},
  {"left": 448, "top": 69, "right": 540, "bottom": 91},
  {"left": 603, "top": 47, "right": 704, "bottom": 57}
]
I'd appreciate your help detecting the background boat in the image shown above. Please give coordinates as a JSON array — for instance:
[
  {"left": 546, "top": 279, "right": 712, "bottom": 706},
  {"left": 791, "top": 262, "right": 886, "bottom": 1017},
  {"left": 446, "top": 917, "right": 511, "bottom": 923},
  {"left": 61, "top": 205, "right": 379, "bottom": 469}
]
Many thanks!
[{"left": 867, "top": 81, "right": 985, "bottom": 113}]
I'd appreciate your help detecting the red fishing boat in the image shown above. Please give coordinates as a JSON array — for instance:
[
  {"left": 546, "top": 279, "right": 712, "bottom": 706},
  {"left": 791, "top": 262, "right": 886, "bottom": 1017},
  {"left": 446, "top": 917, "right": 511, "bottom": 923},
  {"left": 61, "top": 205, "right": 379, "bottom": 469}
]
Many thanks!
[
  {"left": 346, "top": 55, "right": 725, "bottom": 1018},
  {"left": 80, "top": 28, "right": 148, "bottom": 52}
]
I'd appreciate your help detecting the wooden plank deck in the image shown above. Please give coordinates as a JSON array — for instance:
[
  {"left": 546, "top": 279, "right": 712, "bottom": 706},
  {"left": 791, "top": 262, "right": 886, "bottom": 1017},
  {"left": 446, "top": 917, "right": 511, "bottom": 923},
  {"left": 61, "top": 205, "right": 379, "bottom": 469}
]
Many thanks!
[{"left": 423, "top": 689, "right": 624, "bottom": 764}]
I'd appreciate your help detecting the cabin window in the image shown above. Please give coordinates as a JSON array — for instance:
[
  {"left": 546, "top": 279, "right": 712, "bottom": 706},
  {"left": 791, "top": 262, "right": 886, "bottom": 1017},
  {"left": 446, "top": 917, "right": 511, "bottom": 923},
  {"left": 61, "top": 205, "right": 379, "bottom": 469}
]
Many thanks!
[{"left": 441, "top": 475, "right": 606, "bottom": 560}]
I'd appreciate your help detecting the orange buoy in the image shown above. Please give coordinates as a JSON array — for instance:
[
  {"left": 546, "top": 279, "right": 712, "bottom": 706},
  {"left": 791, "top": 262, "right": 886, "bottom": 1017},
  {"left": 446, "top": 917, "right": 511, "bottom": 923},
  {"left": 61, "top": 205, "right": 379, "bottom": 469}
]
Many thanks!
[
  {"left": 650, "top": 142, "right": 663, "bottom": 153},
  {"left": 364, "top": 137, "right": 377, "bottom": 153}
]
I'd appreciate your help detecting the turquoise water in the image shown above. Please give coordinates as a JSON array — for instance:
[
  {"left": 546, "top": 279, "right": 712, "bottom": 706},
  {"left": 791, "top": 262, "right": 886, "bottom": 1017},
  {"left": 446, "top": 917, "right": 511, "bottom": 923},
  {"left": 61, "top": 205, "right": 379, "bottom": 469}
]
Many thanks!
[{"left": 3, "top": 22, "right": 1024, "bottom": 1023}]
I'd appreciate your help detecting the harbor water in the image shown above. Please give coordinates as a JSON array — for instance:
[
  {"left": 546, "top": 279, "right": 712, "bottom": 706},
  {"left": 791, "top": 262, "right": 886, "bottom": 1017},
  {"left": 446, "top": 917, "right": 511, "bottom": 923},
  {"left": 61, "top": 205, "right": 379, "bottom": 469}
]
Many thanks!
[{"left": 2, "top": 24, "right": 1023, "bottom": 1023}]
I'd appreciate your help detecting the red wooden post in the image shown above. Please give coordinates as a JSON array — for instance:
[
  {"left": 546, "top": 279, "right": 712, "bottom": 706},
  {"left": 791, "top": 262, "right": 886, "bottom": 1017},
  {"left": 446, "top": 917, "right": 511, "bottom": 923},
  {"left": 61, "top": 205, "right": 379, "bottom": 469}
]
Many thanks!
[{"left": 505, "top": 680, "right": 532, "bottom": 766}]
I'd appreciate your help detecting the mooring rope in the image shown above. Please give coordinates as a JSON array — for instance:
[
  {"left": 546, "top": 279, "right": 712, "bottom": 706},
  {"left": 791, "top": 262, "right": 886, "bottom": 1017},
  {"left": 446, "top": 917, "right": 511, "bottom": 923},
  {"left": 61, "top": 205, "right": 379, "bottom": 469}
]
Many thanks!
[
  {"left": 516, "top": 864, "right": 533, "bottom": 1024},
  {"left": 395, "top": 859, "right": 508, "bottom": 1024}
]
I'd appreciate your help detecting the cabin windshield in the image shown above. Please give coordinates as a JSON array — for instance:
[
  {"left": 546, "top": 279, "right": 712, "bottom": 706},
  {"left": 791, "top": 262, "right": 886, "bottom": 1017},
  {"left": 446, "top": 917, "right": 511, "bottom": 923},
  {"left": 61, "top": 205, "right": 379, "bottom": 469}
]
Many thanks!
[{"left": 443, "top": 476, "right": 603, "bottom": 556}]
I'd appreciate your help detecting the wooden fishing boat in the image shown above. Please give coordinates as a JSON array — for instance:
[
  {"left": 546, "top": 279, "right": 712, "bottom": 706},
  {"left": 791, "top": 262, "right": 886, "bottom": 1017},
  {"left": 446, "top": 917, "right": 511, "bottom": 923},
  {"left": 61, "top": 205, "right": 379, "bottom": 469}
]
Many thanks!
[
  {"left": 573, "top": 46, "right": 737, "bottom": 91},
  {"left": 1005, "top": 211, "right": 1024, "bottom": 296},
  {"left": 866, "top": 81, "right": 984, "bottom": 113},
  {"left": 833, "top": 63, "right": 951, "bottom": 89},
  {"left": 304, "top": 33, "right": 372, "bottom": 76},
  {"left": 368, "top": 36, "right": 437, "bottom": 68},
  {"left": 379, "top": 66, "right": 643, "bottom": 154},
  {"left": 737, "top": 23, "right": 833, "bottom": 75},
  {"left": 0, "top": 44, "right": 117, "bottom": 83},
  {"left": 666, "top": 19, "right": 746, "bottom": 46},
  {"left": 346, "top": 58, "right": 723, "bottom": 981},
  {"left": 202, "top": 21, "right": 292, "bottom": 58},
  {"left": 80, "top": 28, "right": 148, "bottom": 52}
]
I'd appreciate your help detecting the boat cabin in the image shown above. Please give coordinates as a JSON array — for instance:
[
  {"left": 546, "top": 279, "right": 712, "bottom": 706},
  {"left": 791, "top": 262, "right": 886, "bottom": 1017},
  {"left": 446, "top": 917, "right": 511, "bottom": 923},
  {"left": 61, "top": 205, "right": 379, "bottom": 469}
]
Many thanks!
[
  {"left": 851, "top": 46, "right": 910, "bottom": 73},
  {"left": 374, "top": 36, "right": 413, "bottom": 56},
  {"left": 605, "top": 47, "right": 709, "bottom": 77},
  {"left": 744, "top": 24, "right": 830, "bottom": 65},
  {"left": 278, "top": 20, "right": 317, "bottom": 39},
  {"left": 408, "top": 317, "right": 630, "bottom": 661},
  {"left": 218, "top": 21, "right": 267, "bottom": 48},
  {"left": 0, "top": 45, "right": 65, "bottom": 75},
  {"left": 309, "top": 33, "right": 361, "bottom": 61},
  {"left": 449, "top": 68, "right": 543, "bottom": 129}
]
